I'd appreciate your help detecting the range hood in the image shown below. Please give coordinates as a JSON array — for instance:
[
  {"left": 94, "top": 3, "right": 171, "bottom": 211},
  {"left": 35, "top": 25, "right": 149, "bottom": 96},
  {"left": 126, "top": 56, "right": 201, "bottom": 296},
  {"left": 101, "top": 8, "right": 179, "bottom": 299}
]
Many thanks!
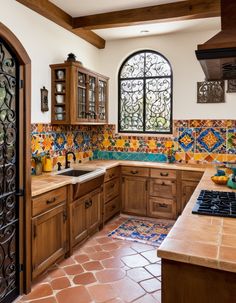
[{"left": 196, "top": 0, "right": 236, "bottom": 80}]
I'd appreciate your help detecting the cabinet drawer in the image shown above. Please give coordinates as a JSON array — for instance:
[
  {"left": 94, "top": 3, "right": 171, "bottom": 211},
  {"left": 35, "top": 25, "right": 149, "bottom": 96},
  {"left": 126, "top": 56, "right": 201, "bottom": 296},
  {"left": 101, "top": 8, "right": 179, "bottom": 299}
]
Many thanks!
[
  {"left": 104, "top": 166, "right": 120, "bottom": 182},
  {"left": 150, "top": 168, "right": 176, "bottom": 179},
  {"left": 181, "top": 170, "right": 203, "bottom": 181},
  {"left": 149, "top": 197, "right": 176, "bottom": 219},
  {"left": 32, "top": 187, "right": 67, "bottom": 217},
  {"left": 122, "top": 166, "right": 149, "bottom": 177},
  {"left": 104, "top": 196, "right": 120, "bottom": 222},
  {"left": 104, "top": 177, "right": 120, "bottom": 203},
  {"left": 149, "top": 179, "right": 176, "bottom": 199}
]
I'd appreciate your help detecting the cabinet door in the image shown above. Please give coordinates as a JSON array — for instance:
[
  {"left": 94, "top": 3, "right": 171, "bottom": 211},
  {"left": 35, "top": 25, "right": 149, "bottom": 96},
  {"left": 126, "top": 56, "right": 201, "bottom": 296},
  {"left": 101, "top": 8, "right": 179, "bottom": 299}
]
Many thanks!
[
  {"left": 149, "top": 179, "right": 176, "bottom": 199},
  {"left": 122, "top": 176, "right": 147, "bottom": 216},
  {"left": 87, "top": 190, "right": 101, "bottom": 233},
  {"left": 77, "top": 71, "right": 88, "bottom": 121},
  {"left": 181, "top": 180, "right": 199, "bottom": 212},
  {"left": 97, "top": 78, "right": 108, "bottom": 123},
  {"left": 32, "top": 204, "right": 67, "bottom": 279},
  {"left": 148, "top": 197, "right": 176, "bottom": 219},
  {"left": 71, "top": 197, "right": 88, "bottom": 247},
  {"left": 88, "top": 75, "right": 97, "bottom": 121}
]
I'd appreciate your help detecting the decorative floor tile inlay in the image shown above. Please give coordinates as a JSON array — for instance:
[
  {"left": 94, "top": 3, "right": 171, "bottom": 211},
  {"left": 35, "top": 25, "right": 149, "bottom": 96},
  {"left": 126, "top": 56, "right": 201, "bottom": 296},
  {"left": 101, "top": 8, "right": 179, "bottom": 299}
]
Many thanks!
[
  {"left": 108, "top": 218, "right": 174, "bottom": 247},
  {"left": 17, "top": 216, "right": 163, "bottom": 303}
]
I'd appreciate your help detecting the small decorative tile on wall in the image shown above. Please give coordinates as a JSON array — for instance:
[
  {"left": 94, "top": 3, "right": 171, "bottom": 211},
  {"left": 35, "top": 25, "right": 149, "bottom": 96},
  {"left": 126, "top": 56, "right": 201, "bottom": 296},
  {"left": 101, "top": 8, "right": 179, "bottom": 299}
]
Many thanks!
[{"left": 31, "top": 120, "right": 236, "bottom": 174}]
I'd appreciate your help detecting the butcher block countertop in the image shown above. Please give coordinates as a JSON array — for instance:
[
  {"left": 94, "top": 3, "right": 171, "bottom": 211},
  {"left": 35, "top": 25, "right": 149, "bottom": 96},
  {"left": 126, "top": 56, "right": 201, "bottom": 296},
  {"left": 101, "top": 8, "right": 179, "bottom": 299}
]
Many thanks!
[
  {"left": 157, "top": 166, "right": 236, "bottom": 274},
  {"left": 31, "top": 160, "right": 206, "bottom": 196}
]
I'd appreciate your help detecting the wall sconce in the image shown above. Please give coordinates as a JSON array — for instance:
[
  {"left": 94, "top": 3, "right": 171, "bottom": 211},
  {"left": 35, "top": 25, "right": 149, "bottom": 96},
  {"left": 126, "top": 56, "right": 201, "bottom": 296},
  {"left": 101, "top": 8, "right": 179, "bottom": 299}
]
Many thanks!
[{"left": 41, "top": 86, "right": 49, "bottom": 112}]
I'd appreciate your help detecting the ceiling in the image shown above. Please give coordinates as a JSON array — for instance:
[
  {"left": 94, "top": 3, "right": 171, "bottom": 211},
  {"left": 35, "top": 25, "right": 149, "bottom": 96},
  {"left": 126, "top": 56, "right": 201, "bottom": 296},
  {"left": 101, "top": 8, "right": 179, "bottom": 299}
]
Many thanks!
[{"left": 50, "top": 0, "right": 221, "bottom": 40}]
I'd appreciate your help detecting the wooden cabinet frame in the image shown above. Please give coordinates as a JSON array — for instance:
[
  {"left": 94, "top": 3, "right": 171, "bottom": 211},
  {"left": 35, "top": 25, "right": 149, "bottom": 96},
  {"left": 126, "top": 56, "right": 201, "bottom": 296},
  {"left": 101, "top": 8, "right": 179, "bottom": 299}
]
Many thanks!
[{"left": 50, "top": 61, "right": 109, "bottom": 125}]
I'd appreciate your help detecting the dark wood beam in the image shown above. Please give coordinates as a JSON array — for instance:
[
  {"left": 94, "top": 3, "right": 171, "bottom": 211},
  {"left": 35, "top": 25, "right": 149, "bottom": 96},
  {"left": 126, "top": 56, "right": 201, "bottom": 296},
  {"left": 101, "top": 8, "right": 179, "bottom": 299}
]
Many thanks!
[
  {"left": 16, "top": 0, "right": 105, "bottom": 49},
  {"left": 73, "top": 0, "right": 220, "bottom": 30}
]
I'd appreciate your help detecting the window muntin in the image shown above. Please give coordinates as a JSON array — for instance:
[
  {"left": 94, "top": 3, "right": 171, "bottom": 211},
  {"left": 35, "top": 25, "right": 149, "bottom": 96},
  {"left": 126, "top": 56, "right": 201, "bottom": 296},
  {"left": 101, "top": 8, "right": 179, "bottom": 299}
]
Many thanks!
[{"left": 118, "top": 50, "right": 172, "bottom": 134}]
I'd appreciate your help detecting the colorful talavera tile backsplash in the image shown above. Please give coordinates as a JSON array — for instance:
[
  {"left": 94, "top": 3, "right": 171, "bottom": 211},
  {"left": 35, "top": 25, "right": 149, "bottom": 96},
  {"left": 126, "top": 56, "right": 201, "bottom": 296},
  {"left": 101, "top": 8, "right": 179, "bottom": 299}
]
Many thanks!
[{"left": 31, "top": 120, "right": 236, "bottom": 173}]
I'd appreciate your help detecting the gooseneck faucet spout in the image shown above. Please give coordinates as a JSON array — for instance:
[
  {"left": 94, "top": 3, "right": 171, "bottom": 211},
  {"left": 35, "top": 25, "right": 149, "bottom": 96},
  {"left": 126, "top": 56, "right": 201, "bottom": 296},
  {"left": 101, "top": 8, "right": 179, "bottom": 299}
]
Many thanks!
[{"left": 65, "top": 151, "right": 76, "bottom": 169}]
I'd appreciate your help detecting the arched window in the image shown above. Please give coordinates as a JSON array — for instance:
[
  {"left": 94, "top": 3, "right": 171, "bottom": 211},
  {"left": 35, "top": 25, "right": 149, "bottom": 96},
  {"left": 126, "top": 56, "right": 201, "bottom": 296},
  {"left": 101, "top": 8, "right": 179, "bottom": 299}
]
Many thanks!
[{"left": 118, "top": 50, "right": 173, "bottom": 134}]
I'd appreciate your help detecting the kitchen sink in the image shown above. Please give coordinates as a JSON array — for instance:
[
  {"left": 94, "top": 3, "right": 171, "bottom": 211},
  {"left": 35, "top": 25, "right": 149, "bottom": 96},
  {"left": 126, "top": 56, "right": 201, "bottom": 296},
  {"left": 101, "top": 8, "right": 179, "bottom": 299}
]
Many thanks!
[{"left": 58, "top": 169, "right": 94, "bottom": 177}]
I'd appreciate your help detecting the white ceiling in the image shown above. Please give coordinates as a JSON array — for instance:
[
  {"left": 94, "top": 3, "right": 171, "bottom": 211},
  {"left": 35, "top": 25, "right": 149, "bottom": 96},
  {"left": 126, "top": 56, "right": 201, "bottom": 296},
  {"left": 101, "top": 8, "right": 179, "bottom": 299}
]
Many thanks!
[{"left": 50, "top": 0, "right": 221, "bottom": 40}]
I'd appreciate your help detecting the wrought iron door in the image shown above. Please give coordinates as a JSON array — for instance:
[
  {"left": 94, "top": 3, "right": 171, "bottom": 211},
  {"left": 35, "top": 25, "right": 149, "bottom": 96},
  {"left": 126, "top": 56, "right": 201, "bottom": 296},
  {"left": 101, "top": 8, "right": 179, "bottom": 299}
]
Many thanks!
[{"left": 0, "top": 39, "right": 20, "bottom": 302}]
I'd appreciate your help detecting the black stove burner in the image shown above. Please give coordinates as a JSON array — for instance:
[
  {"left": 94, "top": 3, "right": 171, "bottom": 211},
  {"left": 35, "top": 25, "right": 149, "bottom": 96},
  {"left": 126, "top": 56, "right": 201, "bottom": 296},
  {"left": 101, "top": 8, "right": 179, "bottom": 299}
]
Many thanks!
[{"left": 192, "top": 190, "right": 236, "bottom": 218}]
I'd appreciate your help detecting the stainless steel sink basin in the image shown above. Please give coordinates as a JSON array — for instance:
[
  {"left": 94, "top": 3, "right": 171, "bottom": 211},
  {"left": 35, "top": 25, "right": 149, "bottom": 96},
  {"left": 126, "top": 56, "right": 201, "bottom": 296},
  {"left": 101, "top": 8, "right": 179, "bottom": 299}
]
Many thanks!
[{"left": 58, "top": 169, "right": 93, "bottom": 177}]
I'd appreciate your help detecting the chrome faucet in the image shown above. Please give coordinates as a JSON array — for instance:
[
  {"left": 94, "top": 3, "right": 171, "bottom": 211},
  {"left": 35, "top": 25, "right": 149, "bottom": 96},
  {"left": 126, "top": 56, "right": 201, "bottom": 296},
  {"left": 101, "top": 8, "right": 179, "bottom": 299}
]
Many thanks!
[{"left": 65, "top": 151, "right": 76, "bottom": 169}]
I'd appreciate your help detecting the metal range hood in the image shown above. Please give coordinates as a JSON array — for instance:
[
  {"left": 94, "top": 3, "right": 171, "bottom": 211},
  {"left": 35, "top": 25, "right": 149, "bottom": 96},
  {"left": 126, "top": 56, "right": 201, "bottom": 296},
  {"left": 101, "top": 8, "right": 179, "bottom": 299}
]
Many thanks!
[{"left": 196, "top": 0, "right": 236, "bottom": 80}]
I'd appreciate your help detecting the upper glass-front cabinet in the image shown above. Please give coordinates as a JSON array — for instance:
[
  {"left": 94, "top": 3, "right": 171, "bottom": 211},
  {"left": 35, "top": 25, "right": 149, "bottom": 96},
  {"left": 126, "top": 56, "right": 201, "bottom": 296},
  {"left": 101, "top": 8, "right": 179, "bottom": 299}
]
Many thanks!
[{"left": 50, "top": 62, "right": 109, "bottom": 124}]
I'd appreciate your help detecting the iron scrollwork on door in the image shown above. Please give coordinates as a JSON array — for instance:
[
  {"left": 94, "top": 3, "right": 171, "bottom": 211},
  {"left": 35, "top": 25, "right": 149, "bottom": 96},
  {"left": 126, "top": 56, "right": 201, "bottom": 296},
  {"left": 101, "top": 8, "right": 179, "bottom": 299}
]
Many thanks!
[{"left": 0, "top": 40, "right": 19, "bottom": 302}]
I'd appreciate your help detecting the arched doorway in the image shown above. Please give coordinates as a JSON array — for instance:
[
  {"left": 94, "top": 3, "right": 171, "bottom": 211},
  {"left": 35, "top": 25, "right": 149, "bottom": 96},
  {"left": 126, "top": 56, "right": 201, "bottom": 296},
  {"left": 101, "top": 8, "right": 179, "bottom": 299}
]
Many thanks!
[{"left": 0, "top": 22, "right": 31, "bottom": 302}]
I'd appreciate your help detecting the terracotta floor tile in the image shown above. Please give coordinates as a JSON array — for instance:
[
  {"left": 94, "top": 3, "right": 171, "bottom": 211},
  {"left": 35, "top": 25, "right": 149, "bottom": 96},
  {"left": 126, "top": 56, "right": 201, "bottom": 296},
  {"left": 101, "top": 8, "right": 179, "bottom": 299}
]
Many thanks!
[
  {"left": 73, "top": 272, "right": 96, "bottom": 285},
  {"left": 89, "top": 251, "right": 112, "bottom": 261},
  {"left": 101, "top": 257, "right": 124, "bottom": 268},
  {"left": 22, "top": 284, "right": 53, "bottom": 301},
  {"left": 47, "top": 268, "right": 66, "bottom": 279},
  {"left": 105, "top": 299, "right": 125, "bottom": 303},
  {"left": 140, "top": 278, "right": 162, "bottom": 293},
  {"left": 94, "top": 244, "right": 104, "bottom": 252},
  {"left": 141, "top": 249, "right": 160, "bottom": 263},
  {"left": 82, "top": 260, "right": 103, "bottom": 271},
  {"left": 88, "top": 284, "right": 118, "bottom": 302},
  {"left": 145, "top": 263, "right": 162, "bottom": 277},
  {"left": 57, "top": 257, "right": 76, "bottom": 267},
  {"left": 111, "top": 247, "right": 137, "bottom": 258},
  {"left": 74, "top": 254, "right": 90, "bottom": 263},
  {"left": 83, "top": 247, "right": 97, "bottom": 254},
  {"left": 133, "top": 294, "right": 158, "bottom": 303},
  {"left": 113, "top": 277, "right": 145, "bottom": 302},
  {"left": 56, "top": 286, "right": 92, "bottom": 303},
  {"left": 127, "top": 268, "right": 153, "bottom": 283},
  {"left": 96, "top": 236, "right": 113, "bottom": 244},
  {"left": 131, "top": 243, "right": 155, "bottom": 253},
  {"left": 31, "top": 297, "right": 57, "bottom": 303},
  {"left": 95, "top": 269, "right": 126, "bottom": 283},
  {"left": 64, "top": 264, "right": 84, "bottom": 276},
  {"left": 51, "top": 277, "right": 71, "bottom": 290},
  {"left": 101, "top": 243, "right": 120, "bottom": 251},
  {"left": 121, "top": 254, "right": 149, "bottom": 268}
]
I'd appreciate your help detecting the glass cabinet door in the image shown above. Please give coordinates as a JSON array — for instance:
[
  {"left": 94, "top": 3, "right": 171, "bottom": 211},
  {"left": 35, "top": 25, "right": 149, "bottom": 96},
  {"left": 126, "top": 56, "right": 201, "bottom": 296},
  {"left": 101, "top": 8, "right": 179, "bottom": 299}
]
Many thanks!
[
  {"left": 54, "top": 68, "right": 66, "bottom": 122},
  {"left": 88, "top": 76, "right": 96, "bottom": 120},
  {"left": 98, "top": 79, "right": 107, "bottom": 121},
  {"left": 77, "top": 72, "right": 87, "bottom": 119}
]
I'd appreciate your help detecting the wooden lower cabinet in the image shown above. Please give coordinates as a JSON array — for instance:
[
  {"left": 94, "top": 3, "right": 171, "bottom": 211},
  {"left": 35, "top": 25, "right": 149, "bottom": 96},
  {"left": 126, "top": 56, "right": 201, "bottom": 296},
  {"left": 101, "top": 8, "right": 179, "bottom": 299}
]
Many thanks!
[
  {"left": 70, "top": 188, "right": 101, "bottom": 248},
  {"left": 148, "top": 197, "right": 176, "bottom": 219},
  {"left": 32, "top": 204, "right": 67, "bottom": 279},
  {"left": 181, "top": 180, "right": 199, "bottom": 212},
  {"left": 122, "top": 176, "right": 147, "bottom": 216}
]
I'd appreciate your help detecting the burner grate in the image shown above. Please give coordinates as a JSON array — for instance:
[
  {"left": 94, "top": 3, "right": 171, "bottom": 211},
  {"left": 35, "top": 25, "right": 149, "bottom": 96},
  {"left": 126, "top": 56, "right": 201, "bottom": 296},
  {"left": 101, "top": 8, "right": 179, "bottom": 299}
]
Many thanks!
[{"left": 192, "top": 190, "right": 236, "bottom": 218}]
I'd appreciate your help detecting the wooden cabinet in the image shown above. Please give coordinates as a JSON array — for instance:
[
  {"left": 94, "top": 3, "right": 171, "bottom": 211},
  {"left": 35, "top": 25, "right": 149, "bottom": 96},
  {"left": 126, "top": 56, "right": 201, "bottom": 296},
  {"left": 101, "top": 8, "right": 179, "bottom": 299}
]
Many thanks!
[
  {"left": 122, "top": 176, "right": 147, "bottom": 216},
  {"left": 148, "top": 169, "right": 177, "bottom": 219},
  {"left": 180, "top": 170, "right": 203, "bottom": 213},
  {"left": 70, "top": 188, "right": 101, "bottom": 248},
  {"left": 50, "top": 61, "right": 109, "bottom": 124},
  {"left": 103, "top": 167, "right": 120, "bottom": 222},
  {"left": 31, "top": 188, "right": 67, "bottom": 279}
]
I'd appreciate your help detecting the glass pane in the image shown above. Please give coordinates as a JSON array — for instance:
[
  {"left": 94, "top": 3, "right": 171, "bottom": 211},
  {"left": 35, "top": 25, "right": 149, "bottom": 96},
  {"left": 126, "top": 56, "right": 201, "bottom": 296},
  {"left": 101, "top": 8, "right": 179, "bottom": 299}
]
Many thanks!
[
  {"left": 145, "top": 78, "right": 171, "bottom": 132},
  {"left": 98, "top": 80, "right": 106, "bottom": 120},
  {"left": 77, "top": 87, "right": 86, "bottom": 119},
  {"left": 120, "top": 79, "right": 143, "bottom": 131},
  {"left": 145, "top": 52, "right": 171, "bottom": 77},
  {"left": 89, "top": 77, "right": 96, "bottom": 119},
  {"left": 78, "top": 72, "right": 86, "bottom": 86},
  {"left": 120, "top": 53, "right": 145, "bottom": 78}
]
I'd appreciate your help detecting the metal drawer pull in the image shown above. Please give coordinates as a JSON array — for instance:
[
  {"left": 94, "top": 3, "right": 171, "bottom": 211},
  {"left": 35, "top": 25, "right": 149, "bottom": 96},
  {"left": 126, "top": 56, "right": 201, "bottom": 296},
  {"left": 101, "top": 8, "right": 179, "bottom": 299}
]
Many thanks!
[
  {"left": 158, "top": 203, "right": 168, "bottom": 208},
  {"left": 46, "top": 197, "right": 56, "bottom": 204},
  {"left": 130, "top": 170, "right": 138, "bottom": 174},
  {"left": 111, "top": 205, "right": 116, "bottom": 210},
  {"left": 109, "top": 173, "right": 115, "bottom": 178},
  {"left": 110, "top": 183, "right": 115, "bottom": 188},
  {"left": 160, "top": 172, "right": 169, "bottom": 176},
  {"left": 85, "top": 201, "right": 90, "bottom": 209},
  {"left": 161, "top": 182, "right": 169, "bottom": 186}
]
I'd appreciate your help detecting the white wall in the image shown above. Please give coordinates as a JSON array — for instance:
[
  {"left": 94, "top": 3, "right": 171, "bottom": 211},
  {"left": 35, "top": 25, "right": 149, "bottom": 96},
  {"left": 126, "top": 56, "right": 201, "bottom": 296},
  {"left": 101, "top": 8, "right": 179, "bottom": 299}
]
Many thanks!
[
  {"left": 98, "top": 31, "right": 236, "bottom": 125},
  {"left": 0, "top": 0, "right": 100, "bottom": 123}
]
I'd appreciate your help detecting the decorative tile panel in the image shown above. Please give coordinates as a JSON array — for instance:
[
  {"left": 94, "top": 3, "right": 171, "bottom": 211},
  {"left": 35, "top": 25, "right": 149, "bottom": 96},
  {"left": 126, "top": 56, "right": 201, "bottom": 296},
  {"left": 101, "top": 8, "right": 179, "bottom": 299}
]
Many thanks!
[
  {"left": 196, "top": 128, "right": 226, "bottom": 153},
  {"left": 178, "top": 128, "right": 195, "bottom": 152},
  {"left": 227, "top": 129, "right": 236, "bottom": 154}
]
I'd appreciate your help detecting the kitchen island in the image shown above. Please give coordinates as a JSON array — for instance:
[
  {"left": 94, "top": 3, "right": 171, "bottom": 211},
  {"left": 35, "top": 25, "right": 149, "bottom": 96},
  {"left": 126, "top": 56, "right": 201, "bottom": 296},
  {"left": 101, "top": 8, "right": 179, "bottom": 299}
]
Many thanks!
[{"left": 157, "top": 167, "right": 236, "bottom": 303}]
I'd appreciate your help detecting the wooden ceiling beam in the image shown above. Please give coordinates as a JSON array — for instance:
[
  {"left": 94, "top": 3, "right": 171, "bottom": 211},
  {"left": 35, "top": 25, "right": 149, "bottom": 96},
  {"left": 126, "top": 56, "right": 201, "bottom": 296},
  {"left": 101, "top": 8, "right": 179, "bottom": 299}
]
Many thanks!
[
  {"left": 73, "top": 0, "right": 221, "bottom": 30},
  {"left": 16, "top": 0, "right": 105, "bottom": 49}
]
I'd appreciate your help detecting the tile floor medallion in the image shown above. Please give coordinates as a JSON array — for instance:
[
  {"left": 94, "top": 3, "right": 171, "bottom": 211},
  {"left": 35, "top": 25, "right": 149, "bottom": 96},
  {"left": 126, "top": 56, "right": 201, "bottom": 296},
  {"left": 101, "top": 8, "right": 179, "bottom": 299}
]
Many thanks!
[
  {"left": 16, "top": 216, "right": 163, "bottom": 303},
  {"left": 108, "top": 218, "right": 174, "bottom": 247}
]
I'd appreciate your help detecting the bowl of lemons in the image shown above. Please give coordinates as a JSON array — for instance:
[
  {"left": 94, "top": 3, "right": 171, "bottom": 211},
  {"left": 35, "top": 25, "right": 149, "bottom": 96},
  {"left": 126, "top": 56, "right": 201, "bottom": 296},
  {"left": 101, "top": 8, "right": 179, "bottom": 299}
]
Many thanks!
[{"left": 211, "top": 175, "right": 229, "bottom": 185}]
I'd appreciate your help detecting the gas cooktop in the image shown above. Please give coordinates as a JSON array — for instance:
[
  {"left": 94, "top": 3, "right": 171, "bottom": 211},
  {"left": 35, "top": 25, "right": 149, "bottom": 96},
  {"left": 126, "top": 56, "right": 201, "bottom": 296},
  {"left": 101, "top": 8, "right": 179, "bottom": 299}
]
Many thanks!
[{"left": 192, "top": 190, "right": 236, "bottom": 218}]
